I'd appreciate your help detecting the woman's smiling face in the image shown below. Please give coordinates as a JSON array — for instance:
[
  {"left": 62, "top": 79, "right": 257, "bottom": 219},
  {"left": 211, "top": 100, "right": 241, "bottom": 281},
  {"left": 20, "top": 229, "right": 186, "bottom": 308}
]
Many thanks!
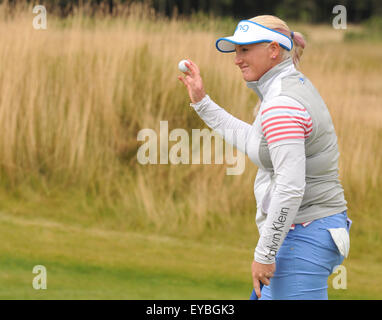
[{"left": 234, "top": 42, "right": 281, "bottom": 82}]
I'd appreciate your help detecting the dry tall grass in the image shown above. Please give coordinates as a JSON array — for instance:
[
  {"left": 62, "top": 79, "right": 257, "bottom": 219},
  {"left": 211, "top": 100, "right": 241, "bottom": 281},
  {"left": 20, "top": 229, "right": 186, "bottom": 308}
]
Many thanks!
[{"left": 0, "top": 3, "right": 381, "bottom": 254}]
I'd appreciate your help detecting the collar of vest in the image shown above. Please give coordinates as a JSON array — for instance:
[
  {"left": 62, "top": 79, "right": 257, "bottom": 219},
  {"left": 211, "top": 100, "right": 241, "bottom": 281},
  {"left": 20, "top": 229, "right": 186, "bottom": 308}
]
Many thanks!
[{"left": 246, "top": 57, "right": 295, "bottom": 101}]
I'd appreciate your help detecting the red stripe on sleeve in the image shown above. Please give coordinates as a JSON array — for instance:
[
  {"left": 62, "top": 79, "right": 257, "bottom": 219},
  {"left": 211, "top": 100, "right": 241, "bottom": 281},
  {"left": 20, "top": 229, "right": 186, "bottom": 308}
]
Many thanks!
[
  {"left": 261, "top": 104, "right": 314, "bottom": 144},
  {"left": 261, "top": 115, "right": 312, "bottom": 127},
  {"left": 264, "top": 125, "right": 304, "bottom": 135},
  {"left": 262, "top": 120, "right": 312, "bottom": 132}
]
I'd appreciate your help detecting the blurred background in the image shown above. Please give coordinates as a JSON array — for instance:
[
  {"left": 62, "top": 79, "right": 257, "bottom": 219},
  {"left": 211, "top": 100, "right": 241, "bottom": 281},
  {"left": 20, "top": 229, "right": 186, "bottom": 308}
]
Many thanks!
[
  {"left": 15, "top": 0, "right": 382, "bottom": 22},
  {"left": 0, "top": 0, "right": 381, "bottom": 299}
]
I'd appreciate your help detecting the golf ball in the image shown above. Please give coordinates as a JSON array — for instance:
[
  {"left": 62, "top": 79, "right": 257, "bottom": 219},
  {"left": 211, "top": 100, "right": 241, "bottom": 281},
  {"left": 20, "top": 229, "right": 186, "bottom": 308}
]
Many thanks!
[{"left": 178, "top": 59, "right": 189, "bottom": 72}]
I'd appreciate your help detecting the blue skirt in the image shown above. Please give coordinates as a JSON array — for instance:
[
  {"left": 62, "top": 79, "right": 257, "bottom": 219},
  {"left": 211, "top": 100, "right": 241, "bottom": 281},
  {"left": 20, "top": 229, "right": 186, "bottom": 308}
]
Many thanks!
[{"left": 250, "top": 210, "right": 350, "bottom": 300}]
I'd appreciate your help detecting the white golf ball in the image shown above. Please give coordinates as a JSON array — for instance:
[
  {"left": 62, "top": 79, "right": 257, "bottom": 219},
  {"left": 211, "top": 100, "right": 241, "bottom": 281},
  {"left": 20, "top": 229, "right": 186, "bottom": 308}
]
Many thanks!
[{"left": 178, "top": 59, "right": 189, "bottom": 73}]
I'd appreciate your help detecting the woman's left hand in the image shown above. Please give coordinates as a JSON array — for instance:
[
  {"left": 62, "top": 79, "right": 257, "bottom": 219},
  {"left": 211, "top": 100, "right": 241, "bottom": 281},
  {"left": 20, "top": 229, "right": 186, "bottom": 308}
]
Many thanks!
[{"left": 251, "top": 260, "right": 276, "bottom": 299}]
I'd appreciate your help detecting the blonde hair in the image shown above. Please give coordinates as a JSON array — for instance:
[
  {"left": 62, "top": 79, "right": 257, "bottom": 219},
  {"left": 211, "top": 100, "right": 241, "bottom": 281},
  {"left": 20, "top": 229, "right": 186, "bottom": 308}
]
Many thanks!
[
  {"left": 249, "top": 15, "right": 306, "bottom": 68},
  {"left": 249, "top": 15, "right": 306, "bottom": 117}
]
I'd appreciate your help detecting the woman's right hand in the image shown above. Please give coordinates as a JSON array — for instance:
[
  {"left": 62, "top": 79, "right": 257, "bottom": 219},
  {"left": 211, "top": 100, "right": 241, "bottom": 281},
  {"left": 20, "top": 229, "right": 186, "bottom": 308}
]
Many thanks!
[{"left": 177, "top": 59, "right": 206, "bottom": 104}]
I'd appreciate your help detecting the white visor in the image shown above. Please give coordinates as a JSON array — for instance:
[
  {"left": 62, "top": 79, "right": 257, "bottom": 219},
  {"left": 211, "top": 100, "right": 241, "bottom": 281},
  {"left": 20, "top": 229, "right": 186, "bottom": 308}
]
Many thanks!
[{"left": 216, "top": 20, "right": 293, "bottom": 53}]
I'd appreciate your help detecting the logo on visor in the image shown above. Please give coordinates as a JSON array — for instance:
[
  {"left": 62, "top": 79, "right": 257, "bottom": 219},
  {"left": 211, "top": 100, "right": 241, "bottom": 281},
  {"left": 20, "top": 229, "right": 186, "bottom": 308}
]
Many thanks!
[{"left": 237, "top": 24, "right": 249, "bottom": 32}]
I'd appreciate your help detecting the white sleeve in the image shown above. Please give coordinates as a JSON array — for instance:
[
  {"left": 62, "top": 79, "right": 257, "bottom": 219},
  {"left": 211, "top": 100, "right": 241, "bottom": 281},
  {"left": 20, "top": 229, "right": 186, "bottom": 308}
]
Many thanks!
[
  {"left": 254, "top": 142, "right": 306, "bottom": 264},
  {"left": 259, "top": 97, "right": 313, "bottom": 147},
  {"left": 254, "top": 98, "right": 311, "bottom": 264},
  {"left": 190, "top": 94, "right": 253, "bottom": 154}
]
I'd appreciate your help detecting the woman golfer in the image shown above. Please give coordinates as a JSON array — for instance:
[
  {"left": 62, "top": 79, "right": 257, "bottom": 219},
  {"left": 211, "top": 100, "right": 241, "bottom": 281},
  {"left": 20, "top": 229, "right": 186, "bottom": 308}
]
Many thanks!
[{"left": 178, "top": 15, "right": 351, "bottom": 300}]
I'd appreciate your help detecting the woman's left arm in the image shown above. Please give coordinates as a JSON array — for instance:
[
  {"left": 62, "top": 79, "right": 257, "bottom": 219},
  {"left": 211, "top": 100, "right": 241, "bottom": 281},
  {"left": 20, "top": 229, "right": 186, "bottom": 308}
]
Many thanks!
[
  {"left": 254, "top": 142, "right": 306, "bottom": 264},
  {"left": 254, "top": 100, "right": 312, "bottom": 264},
  {"left": 251, "top": 142, "right": 306, "bottom": 298},
  {"left": 251, "top": 99, "right": 312, "bottom": 298}
]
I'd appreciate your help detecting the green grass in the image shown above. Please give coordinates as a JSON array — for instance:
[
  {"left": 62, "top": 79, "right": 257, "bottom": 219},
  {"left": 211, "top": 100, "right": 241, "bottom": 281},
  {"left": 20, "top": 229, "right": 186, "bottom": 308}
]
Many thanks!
[
  {"left": 0, "top": 210, "right": 381, "bottom": 300},
  {"left": 0, "top": 255, "right": 249, "bottom": 299},
  {"left": 0, "top": 212, "right": 252, "bottom": 299},
  {"left": 0, "top": 4, "right": 380, "bottom": 300}
]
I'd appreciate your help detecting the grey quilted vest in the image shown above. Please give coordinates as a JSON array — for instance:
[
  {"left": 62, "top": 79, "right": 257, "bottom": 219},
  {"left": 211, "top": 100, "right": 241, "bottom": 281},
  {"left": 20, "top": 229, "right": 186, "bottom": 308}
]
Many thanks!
[{"left": 247, "top": 58, "right": 347, "bottom": 223}]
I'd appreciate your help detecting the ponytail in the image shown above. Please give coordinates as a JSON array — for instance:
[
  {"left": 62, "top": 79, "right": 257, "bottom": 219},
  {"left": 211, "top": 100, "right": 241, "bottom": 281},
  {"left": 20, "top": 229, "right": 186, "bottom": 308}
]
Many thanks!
[
  {"left": 249, "top": 15, "right": 307, "bottom": 69},
  {"left": 290, "top": 31, "right": 306, "bottom": 68}
]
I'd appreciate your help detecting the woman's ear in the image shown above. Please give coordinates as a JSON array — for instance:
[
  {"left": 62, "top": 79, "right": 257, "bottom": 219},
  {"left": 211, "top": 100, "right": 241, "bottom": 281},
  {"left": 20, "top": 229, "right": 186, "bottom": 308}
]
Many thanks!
[{"left": 269, "top": 41, "right": 280, "bottom": 59}]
